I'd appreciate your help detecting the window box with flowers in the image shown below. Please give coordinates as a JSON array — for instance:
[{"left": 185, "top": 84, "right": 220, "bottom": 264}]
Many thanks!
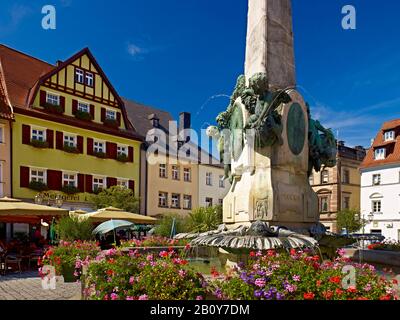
[
  {"left": 43, "top": 102, "right": 64, "bottom": 115},
  {"left": 74, "top": 110, "right": 93, "bottom": 121},
  {"left": 116, "top": 153, "right": 129, "bottom": 163},
  {"left": 30, "top": 139, "right": 49, "bottom": 149},
  {"left": 93, "top": 151, "right": 107, "bottom": 159},
  {"left": 29, "top": 181, "right": 48, "bottom": 192},
  {"left": 103, "top": 118, "right": 119, "bottom": 128},
  {"left": 63, "top": 143, "right": 80, "bottom": 154},
  {"left": 61, "top": 185, "right": 80, "bottom": 195}
]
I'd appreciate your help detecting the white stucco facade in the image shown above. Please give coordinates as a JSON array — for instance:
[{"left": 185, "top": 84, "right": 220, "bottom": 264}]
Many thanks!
[
  {"left": 360, "top": 164, "right": 400, "bottom": 241},
  {"left": 198, "top": 164, "right": 230, "bottom": 208}
]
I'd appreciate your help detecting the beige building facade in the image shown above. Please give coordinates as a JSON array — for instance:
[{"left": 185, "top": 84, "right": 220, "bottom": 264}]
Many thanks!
[
  {"left": 309, "top": 142, "right": 366, "bottom": 232},
  {"left": 198, "top": 164, "right": 230, "bottom": 208}
]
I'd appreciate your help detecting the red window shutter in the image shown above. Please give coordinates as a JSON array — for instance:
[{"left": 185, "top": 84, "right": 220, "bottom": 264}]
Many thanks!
[
  {"left": 101, "top": 108, "right": 106, "bottom": 122},
  {"left": 106, "top": 142, "right": 117, "bottom": 159},
  {"left": 47, "top": 170, "right": 62, "bottom": 191},
  {"left": 20, "top": 166, "right": 30, "bottom": 188},
  {"left": 40, "top": 90, "right": 46, "bottom": 106},
  {"left": 87, "top": 138, "right": 94, "bottom": 155},
  {"left": 22, "top": 125, "right": 31, "bottom": 145},
  {"left": 60, "top": 96, "right": 65, "bottom": 112},
  {"left": 46, "top": 129, "right": 54, "bottom": 148},
  {"left": 77, "top": 174, "right": 85, "bottom": 193},
  {"left": 72, "top": 100, "right": 78, "bottom": 115},
  {"left": 90, "top": 105, "right": 95, "bottom": 120},
  {"left": 56, "top": 131, "right": 63, "bottom": 150},
  {"left": 107, "top": 177, "right": 117, "bottom": 188},
  {"left": 117, "top": 112, "right": 121, "bottom": 126},
  {"left": 85, "top": 175, "right": 93, "bottom": 193},
  {"left": 128, "top": 146, "right": 134, "bottom": 162},
  {"left": 77, "top": 136, "right": 84, "bottom": 153},
  {"left": 129, "top": 180, "right": 135, "bottom": 194}
]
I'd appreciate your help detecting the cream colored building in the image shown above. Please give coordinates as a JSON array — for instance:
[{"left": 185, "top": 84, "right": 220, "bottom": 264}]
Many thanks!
[
  {"left": 309, "top": 142, "right": 366, "bottom": 232},
  {"left": 198, "top": 164, "right": 230, "bottom": 208}
]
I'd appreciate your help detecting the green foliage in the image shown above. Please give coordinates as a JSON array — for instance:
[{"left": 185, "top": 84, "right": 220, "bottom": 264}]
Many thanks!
[
  {"left": 103, "top": 118, "right": 119, "bottom": 128},
  {"left": 90, "top": 186, "right": 139, "bottom": 213},
  {"left": 119, "top": 236, "right": 189, "bottom": 248},
  {"left": 93, "top": 151, "right": 107, "bottom": 159},
  {"left": 61, "top": 185, "right": 80, "bottom": 195},
  {"left": 43, "top": 103, "right": 64, "bottom": 114},
  {"left": 84, "top": 249, "right": 205, "bottom": 300},
  {"left": 187, "top": 206, "right": 223, "bottom": 233},
  {"left": 30, "top": 139, "right": 49, "bottom": 148},
  {"left": 116, "top": 153, "right": 129, "bottom": 162},
  {"left": 29, "top": 180, "right": 48, "bottom": 191},
  {"left": 55, "top": 216, "right": 94, "bottom": 242},
  {"left": 153, "top": 214, "right": 189, "bottom": 237},
  {"left": 336, "top": 209, "right": 364, "bottom": 234},
  {"left": 63, "top": 143, "right": 80, "bottom": 154},
  {"left": 75, "top": 110, "right": 93, "bottom": 121}
]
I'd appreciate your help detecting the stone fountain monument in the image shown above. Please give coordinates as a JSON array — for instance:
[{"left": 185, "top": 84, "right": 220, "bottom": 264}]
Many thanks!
[{"left": 177, "top": 0, "right": 340, "bottom": 251}]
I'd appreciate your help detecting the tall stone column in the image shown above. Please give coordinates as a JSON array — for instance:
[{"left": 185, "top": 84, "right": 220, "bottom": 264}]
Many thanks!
[{"left": 244, "top": 0, "right": 296, "bottom": 90}]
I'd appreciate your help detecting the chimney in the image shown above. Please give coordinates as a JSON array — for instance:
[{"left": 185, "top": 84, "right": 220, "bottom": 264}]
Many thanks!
[
  {"left": 56, "top": 60, "right": 63, "bottom": 66},
  {"left": 148, "top": 113, "right": 159, "bottom": 128},
  {"left": 179, "top": 112, "right": 191, "bottom": 143}
]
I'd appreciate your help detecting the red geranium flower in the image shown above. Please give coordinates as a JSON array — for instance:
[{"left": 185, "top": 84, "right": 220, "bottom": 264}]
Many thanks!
[
  {"left": 316, "top": 280, "right": 322, "bottom": 287},
  {"left": 380, "top": 295, "right": 392, "bottom": 301},
  {"left": 329, "top": 276, "right": 341, "bottom": 284},
  {"left": 249, "top": 251, "right": 256, "bottom": 257},
  {"left": 303, "top": 292, "right": 315, "bottom": 300},
  {"left": 322, "top": 290, "right": 333, "bottom": 299},
  {"left": 347, "top": 287, "right": 357, "bottom": 294}
]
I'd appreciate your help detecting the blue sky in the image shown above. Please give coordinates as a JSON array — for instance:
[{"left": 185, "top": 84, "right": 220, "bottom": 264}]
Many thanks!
[{"left": 1, "top": 0, "right": 400, "bottom": 147}]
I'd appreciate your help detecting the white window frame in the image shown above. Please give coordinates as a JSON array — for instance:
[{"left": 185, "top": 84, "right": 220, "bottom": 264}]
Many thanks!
[
  {"left": 171, "top": 194, "right": 180, "bottom": 208},
  {"left": 374, "top": 148, "right": 386, "bottom": 160},
  {"left": 31, "top": 127, "right": 46, "bottom": 142},
  {"left": 106, "top": 109, "right": 116, "bottom": 120},
  {"left": 93, "top": 140, "right": 105, "bottom": 154},
  {"left": 75, "top": 68, "right": 84, "bottom": 84},
  {"left": 0, "top": 124, "right": 4, "bottom": 144},
  {"left": 46, "top": 92, "right": 60, "bottom": 106},
  {"left": 206, "top": 172, "right": 212, "bottom": 186},
  {"left": 384, "top": 131, "right": 395, "bottom": 142},
  {"left": 183, "top": 168, "right": 191, "bottom": 182},
  {"left": 321, "top": 170, "right": 329, "bottom": 184},
  {"left": 63, "top": 133, "right": 77, "bottom": 148},
  {"left": 159, "top": 192, "right": 168, "bottom": 207},
  {"left": 29, "top": 168, "right": 47, "bottom": 184},
  {"left": 117, "top": 179, "right": 129, "bottom": 189},
  {"left": 78, "top": 101, "right": 90, "bottom": 113},
  {"left": 93, "top": 176, "right": 105, "bottom": 191},
  {"left": 117, "top": 145, "right": 128, "bottom": 157},
  {"left": 85, "top": 72, "right": 94, "bottom": 87},
  {"left": 219, "top": 175, "right": 225, "bottom": 188},
  {"left": 205, "top": 197, "right": 213, "bottom": 208},
  {"left": 159, "top": 164, "right": 167, "bottom": 178},
  {"left": 172, "top": 165, "right": 180, "bottom": 180},
  {"left": 183, "top": 195, "right": 192, "bottom": 210},
  {"left": 62, "top": 172, "right": 77, "bottom": 187},
  {"left": 372, "top": 174, "right": 381, "bottom": 186},
  {"left": 372, "top": 200, "right": 382, "bottom": 213}
]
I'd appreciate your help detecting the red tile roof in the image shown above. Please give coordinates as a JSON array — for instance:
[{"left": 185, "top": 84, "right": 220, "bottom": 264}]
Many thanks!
[{"left": 361, "top": 119, "right": 400, "bottom": 169}]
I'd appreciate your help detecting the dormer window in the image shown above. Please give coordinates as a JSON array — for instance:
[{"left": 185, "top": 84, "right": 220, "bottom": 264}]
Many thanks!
[
  {"left": 384, "top": 130, "right": 395, "bottom": 141},
  {"left": 46, "top": 92, "right": 60, "bottom": 106},
  {"left": 374, "top": 148, "right": 386, "bottom": 160},
  {"left": 75, "top": 69, "right": 84, "bottom": 84},
  {"left": 106, "top": 110, "right": 116, "bottom": 120},
  {"left": 85, "top": 72, "right": 94, "bottom": 87}
]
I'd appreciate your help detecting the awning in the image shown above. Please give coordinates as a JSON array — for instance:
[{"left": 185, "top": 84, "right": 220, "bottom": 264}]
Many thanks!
[
  {"left": 80, "top": 207, "right": 157, "bottom": 224},
  {"left": 0, "top": 197, "right": 69, "bottom": 217}
]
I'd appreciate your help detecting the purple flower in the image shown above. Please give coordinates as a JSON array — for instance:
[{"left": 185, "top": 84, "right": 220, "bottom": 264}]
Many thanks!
[
  {"left": 129, "top": 276, "right": 135, "bottom": 285},
  {"left": 196, "top": 296, "right": 203, "bottom": 300},
  {"left": 276, "top": 292, "right": 285, "bottom": 300},
  {"left": 215, "top": 288, "right": 223, "bottom": 299},
  {"left": 139, "top": 294, "right": 148, "bottom": 300},
  {"left": 110, "top": 293, "right": 119, "bottom": 300},
  {"left": 254, "top": 290, "right": 264, "bottom": 298},
  {"left": 126, "top": 296, "right": 134, "bottom": 300}
]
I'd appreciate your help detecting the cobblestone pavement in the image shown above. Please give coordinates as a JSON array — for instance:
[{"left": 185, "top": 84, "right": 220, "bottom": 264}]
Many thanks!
[{"left": 0, "top": 272, "right": 81, "bottom": 300}]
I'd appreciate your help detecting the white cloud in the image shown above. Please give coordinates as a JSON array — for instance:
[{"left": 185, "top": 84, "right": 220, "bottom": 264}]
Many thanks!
[{"left": 127, "top": 43, "right": 145, "bottom": 57}]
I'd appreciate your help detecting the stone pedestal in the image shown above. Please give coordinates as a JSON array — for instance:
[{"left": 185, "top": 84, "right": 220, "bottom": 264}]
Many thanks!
[{"left": 223, "top": 90, "right": 318, "bottom": 229}]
